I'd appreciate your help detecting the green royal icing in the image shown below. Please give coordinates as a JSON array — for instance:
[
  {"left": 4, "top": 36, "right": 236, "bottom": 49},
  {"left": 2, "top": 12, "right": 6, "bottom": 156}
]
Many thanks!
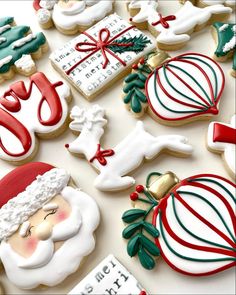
[
  {"left": 213, "top": 22, "right": 236, "bottom": 71},
  {"left": 0, "top": 17, "right": 46, "bottom": 74},
  {"left": 0, "top": 17, "right": 14, "bottom": 27}
]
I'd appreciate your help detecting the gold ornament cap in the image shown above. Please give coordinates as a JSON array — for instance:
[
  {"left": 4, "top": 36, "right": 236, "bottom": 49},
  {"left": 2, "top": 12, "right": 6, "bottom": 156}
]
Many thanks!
[{"left": 147, "top": 172, "right": 179, "bottom": 200}]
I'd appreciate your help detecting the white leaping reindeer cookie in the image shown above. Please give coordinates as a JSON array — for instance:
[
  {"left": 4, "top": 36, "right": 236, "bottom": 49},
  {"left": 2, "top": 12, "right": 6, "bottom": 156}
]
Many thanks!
[
  {"left": 128, "top": 0, "right": 232, "bottom": 50},
  {"left": 207, "top": 115, "right": 236, "bottom": 179},
  {"left": 179, "top": 0, "right": 235, "bottom": 10},
  {"left": 65, "top": 105, "right": 193, "bottom": 191}
]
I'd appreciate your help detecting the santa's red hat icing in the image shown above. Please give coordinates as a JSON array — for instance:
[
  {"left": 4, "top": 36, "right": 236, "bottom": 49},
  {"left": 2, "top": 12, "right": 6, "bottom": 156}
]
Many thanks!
[{"left": 0, "top": 162, "right": 70, "bottom": 241}]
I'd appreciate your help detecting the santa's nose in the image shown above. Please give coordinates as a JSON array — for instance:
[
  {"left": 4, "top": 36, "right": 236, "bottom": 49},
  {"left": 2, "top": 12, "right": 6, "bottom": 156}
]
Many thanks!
[{"left": 35, "top": 220, "right": 53, "bottom": 241}]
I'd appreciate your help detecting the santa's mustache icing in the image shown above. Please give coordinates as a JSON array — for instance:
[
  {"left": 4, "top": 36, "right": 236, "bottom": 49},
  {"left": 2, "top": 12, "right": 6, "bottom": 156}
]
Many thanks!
[{"left": 0, "top": 162, "right": 100, "bottom": 289}]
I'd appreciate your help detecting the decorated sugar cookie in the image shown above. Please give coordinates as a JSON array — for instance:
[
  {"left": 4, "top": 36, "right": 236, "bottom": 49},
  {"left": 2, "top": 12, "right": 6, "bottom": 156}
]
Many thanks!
[
  {"left": 122, "top": 171, "right": 236, "bottom": 275},
  {"left": 128, "top": 1, "right": 232, "bottom": 50},
  {"left": 180, "top": 0, "right": 235, "bottom": 10},
  {"left": 69, "top": 255, "right": 148, "bottom": 295},
  {"left": 0, "top": 17, "right": 48, "bottom": 83},
  {"left": 207, "top": 115, "right": 236, "bottom": 178},
  {"left": 0, "top": 162, "right": 100, "bottom": 290},
  {"left": 65, "top": 104, "right": 193, "bottom": 191},
  {"left": 33, "top": 0, "right": 114, "bottom": 34},
  {"left": 212, "top": 22, "right": 236, "bottom": 78},
  {"left": 0, "top": 72, "right": 71, "bottom": 164},
  {"left": 50, "top": 13, "right": 155, "bottom": 100},
  {"left": 122, "top": 51, "right": 225, "bottom": 125}
]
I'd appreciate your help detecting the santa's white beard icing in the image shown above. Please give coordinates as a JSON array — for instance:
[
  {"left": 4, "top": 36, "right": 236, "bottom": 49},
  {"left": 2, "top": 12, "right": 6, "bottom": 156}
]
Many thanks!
[{"left": 0, "top": 163, "right": 100, "bottom": 290}]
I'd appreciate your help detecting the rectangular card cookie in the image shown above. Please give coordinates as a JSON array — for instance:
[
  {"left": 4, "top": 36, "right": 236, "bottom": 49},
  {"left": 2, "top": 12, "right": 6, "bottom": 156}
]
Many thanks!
[
  {"left": 50, "top": 13, "right": 155, "bottom": 100},
  {"left": 68, "top": 254, "right": 147, "bottom": 295}
]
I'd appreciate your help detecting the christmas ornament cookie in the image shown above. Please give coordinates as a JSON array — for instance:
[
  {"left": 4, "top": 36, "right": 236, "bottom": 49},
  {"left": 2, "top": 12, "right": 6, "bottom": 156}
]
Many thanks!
[
  {"left": 212, "top": 22, "right": 236, "bottom": 78},
  {"left": 69, "top": 255, "right": 148, "bottom": 295},
  {"left": 65, "top": 104, "right": 193, "bottom": 191},
  {"left": 180, "top": 0, "right": 235, "bottom": 10},
  {"left": 0, "top": 17, "right": 48, "bottom": 83},
  {"left": 0, "top": 72, "right": 71, "bottom": 164},
  {"left": 128, "top": 1, "right": 232, "bottom": 50},
  {"left": 33, "top": 0, "right": 114, "bottom": 34},
  {"left": 50, "top": 13, "right": 155, "bottom": 100},
  {"left": 122, "top": 51, "right": 225, "bottom": 125},
  {"left": 0, "top": 162, "right": 100, "bottom": 290},
  {"left": 122, "top": 171, "right": 236, "bottom": 274},
  {"left": 207, "top": 115, "right": 236, "bottom": 178}
]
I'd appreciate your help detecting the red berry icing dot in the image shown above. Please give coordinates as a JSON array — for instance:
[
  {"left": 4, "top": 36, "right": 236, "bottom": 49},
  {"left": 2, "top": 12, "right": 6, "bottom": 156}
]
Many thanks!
[
  {"left": 139, "top": 57, "right": 145, "bottom": 65},
  {"left": 132, "top": 63, "right": 138, "bottom": 70},
  {"left": 136, "top": 184, "right": 144, "bottom": 193},
  {"left": 130, "top": 192, "right": 138, "bottom": 201},
  {"left": 140, "top": 291, "right": 147, "bottom": 295}
]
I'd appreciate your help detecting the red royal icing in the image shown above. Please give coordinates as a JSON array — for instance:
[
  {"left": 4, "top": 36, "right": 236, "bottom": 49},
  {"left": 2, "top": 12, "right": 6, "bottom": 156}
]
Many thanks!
[
  {"left": 66, "top": 26, "right": 135, "bottom": 75},
  {"left": 89, "top": 144, "right": 115, "bottom": 166},
  {"left": 0, "top": 162, "right": 54, "bottom": 208},
  {"left": 0, "top": 72, "right": 64, "bottom": 157},
  {"left": 213, "top": 123, "right": 236, "bottom": 144},
  {"left": 33, "top": 0, "right": 41, "bottom": 11},
  {"left": 151, "top": 14, "right": 176, "bottom": 28}
]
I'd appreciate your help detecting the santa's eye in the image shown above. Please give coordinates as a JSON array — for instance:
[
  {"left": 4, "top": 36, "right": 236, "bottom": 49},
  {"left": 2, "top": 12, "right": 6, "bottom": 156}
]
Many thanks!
[
  {"left": 25, "top": 226, "right": 34, "bottom": 238},
  {"left": 44, "top": 209, "right": 58, "bottom": 220}
]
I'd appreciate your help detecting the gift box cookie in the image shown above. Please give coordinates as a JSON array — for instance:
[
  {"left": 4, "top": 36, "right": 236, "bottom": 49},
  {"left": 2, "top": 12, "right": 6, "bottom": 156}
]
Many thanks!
[{"left": 50, "top": 13, "right": 155, "bottom": 100}]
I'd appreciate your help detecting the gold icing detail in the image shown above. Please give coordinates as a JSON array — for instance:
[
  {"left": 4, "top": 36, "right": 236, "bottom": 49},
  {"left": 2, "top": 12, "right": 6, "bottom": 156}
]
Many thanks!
[
  {"left": 147, "top": 51, "right": 170, "bottom": 69},
  {"left": 147, "top": 172, "right": 179, "bottom": 200}
]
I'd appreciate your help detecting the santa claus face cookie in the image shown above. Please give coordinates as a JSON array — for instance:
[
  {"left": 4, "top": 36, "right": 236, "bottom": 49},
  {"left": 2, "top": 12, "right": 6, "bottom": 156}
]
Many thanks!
[
  {"left": 0, "top": 72, "right": 71, "bottom": 164},
  {"left": 33, "top": 0, "right": 114, "bottom": 34},
  {"left": 0, "top": 162, "right": 100, "bottom": 289}
]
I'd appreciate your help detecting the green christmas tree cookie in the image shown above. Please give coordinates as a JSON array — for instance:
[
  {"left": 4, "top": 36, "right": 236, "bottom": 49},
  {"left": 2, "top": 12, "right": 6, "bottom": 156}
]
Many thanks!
[
  {"left": 0, "top": 16, "right": 48, "bottom": 83},
  {"left": 212, "top": 22, "right": 236, "bottom": 78}
]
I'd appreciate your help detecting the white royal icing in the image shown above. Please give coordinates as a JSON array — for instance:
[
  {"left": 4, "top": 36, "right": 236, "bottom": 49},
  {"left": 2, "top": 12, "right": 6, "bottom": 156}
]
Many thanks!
[
  {"left": 0, "top": 168, "right": 70, "bottom": 240},
  {"left": 12, "top": 34, "right": 36, "bottom": 49},
  {"left": 52, "top": 0, "right": 114, "bottom": 30},
  {"left": 0, "top": 55, "right": 13, "bottom": 68},
  {"left": 69, "top": 255, "right": 147, "bottom": 295},
  {"left": 201, "top": 0, "right": 236, "bottom": 7},
  {"left": 131, "top": 1, "right": 232, "bottom": 45},
  {"left": 67, "top": 105, "right": 193, "bottom": 191},
  {"left": 37, "top": 8, "right": 52, "bottom": 24},
  {"left": 0, "top": 74, "right": 70, "bottom": 162},
  {"left": 146, "top": 53, "right": 224, "bottom": 121},
  {"left": 0, "top": 186, "right": 100, "bottom": 289},
  {"left": 155, "top": 176, "right": 235, "bottom": 274},
  {"left": 219, "top": 23, "right": 229, "bottom": 31},
  {"left": 43, "top": 203, "right": 59, "bottom": 211},
  {"left": 40, "top": 0, "right": 57, "bottom": 10},
  {"left": 19, "top": 221, "right": 31, "bottom": 238},
  {"left": 14, "top": 54, "right": 35, "bottom": 73},
  {"left": 50, "top": 13, "right": 155, "bottom": 98},
  {"left": 0, "top": 24, "right": 11, "bottom": 34},
  {"left": 207, "top": 115, "right": 236, "bottom": 177},
  {"left": 223, "top": 25, "right": 236, "bottom": 53},
  {"left": 128, "top": 0, "right": 159, "bottom": 23}
]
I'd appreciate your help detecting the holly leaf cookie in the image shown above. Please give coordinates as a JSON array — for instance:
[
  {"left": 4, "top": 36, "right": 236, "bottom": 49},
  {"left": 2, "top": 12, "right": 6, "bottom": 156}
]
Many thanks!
[
  {"left": 33, "top": 0, "right": 114, "bottom": 34},
  {"left": 0, "top": 17, "right": 48, "bottom": 83},
  {"left": 212, "top": 22, "right": 236, "bottom": 78},
  {"left": 179, "top": 0, "right": 235, "bottom": 10},
  {"left": 50, "top": 13, "right": 155, "bottom": 100},
  {"left": 0, "top": 72, "right": 71, "bottom": 164},
  {"left": 122, "top": 171, "right": 236, "bottom": 274},
  {"left": 128, "top": 1, "right": 232, "bottom": 50},
  {"left": 122, "top": 51, "right": 225, "bottom": 125},
  {"left": 207, "top": 115, "right": 236, "bottom": 179},
  {"left": 65, "top": 104, "right": 193, "bottom": 191},
  {"left": 0, "top": 162, "right": 100, "bottom": 290}
]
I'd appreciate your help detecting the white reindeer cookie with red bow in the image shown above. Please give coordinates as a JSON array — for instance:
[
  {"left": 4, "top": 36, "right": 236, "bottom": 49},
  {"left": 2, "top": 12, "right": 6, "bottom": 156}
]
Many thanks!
[
  {"left": 65, "top": 104, "right": 193, "bottom": 192},
  {"left": 0, "top": 72, "right": 71, "bottom": 164},
  {"left": 180, "top": 0, "right": 235, "bottom": 10},
  {"left": 50, "top": 13, "right": 155, "bottom": 100},
  {"left": 128, "top": 0, "right": 232, "bottom": 50},
  {"left": 33, "top": 0, "right": 114, "bottom": 34},
  {"left": 0, "top": 162, "right": 100, "bottom": 290},
  {"left": 207, "top": 115, "right": 236, "bottom": 179}
]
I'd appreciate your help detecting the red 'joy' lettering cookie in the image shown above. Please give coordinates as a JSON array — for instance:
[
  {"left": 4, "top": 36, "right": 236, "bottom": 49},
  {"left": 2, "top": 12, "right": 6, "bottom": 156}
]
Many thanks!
[{"left": 0, "top": 72, "right": 71, "bottom": 164}]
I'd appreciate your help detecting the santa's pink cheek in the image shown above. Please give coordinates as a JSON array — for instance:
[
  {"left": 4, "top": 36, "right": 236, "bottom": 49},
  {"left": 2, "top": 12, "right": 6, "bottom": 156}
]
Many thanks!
[
  {"left": 25, "top": 237, "right": 38, "bottom": 254},
  {"left": 56, "top": 210, "right": 69, "bottom": 222}
]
